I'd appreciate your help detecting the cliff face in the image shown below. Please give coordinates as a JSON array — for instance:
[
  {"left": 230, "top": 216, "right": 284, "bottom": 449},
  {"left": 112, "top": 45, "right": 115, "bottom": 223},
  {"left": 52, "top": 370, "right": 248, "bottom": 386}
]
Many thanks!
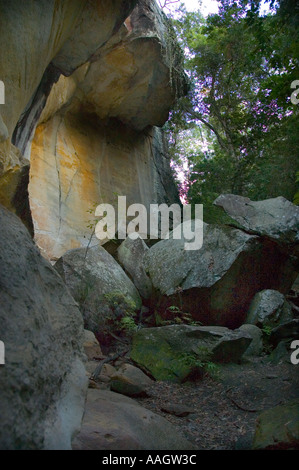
[
  {"left": 0, "top": 0, "right": 186, "bottom": 449},
  {"left": 0, "top": 0, "right": 185, "bottom": 260},
  {"left": 0, "top": 1, "right": 136, "bottom": 200}
]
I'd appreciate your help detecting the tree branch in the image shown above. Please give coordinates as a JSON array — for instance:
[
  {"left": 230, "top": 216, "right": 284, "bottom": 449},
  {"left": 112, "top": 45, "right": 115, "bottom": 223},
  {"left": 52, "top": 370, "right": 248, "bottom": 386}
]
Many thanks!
[
  {"left": 184, "top": 107, "right": 229, "bottom": 154},
  {"left": 158, "top": 0, "right": 180, "bottom": 10}
]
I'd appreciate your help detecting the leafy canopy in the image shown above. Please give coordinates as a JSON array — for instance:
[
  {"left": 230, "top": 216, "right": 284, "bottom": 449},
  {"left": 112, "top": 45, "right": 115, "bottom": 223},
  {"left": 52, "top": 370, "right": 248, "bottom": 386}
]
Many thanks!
[{"left": 165, "top": 0, "right": 299, "bottom": 220}]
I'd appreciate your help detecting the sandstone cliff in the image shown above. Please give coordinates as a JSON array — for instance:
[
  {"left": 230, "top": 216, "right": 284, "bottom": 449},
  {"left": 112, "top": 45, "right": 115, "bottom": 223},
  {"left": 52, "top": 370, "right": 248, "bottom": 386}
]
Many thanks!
[
  {"left": 0, "top": 0, "right": 186, "bottom": 260},
  {"left": 0, "top": 0, "right": 186, "bottom": 449}
]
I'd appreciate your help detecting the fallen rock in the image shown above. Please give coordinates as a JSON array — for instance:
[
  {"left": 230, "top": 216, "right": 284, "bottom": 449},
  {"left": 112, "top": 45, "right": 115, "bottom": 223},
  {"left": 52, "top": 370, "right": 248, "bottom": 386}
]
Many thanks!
[
  {"left": 238, "top": 324, "right": 263, "bottom": 357},
  {"left": 144, "top": 221, "right": 296, "bottom": 327},
  {"left": 83, "top": 329, "right": 103, "bottom": 360},
  {"left": 252, "top": 400, "right": 299, "bottom": 449},
  {"left": 0, "top": 205, "right": 87, "bottom": 449},
  {"left": 117, "top": 363, "right": 154, "bottom": 388},
  {"left": 214, "top": 194, "right": 299, "bottom": 247},
  {"left": 130, "top": 325, "right": 252, "bottom": 383},
  {"left": 110, "top": 363, "right": 153, "bottom": 398},
  {"left": 92, "top": 363, "right": 118, "bottom": 384},
  {"left": 110, "top": 377, "right": 148, "bottom": 398},
  {"left": 160, "top": 403, "right": 194, "bottom": 417},
  {"left": 117, "top": 236, "right": 152, "bottom": 299},
  {"left": 72, "top": 390, "right": 195, "bottom": 450},
  {"left": 101, "top": 363, "right": 118, "bottom": 379},
  {"left": 246, "top": 290, "right": 293, "bottom": 328},
  {"left": 55, "top": 245, "right": 141, "bottom": 335},
  {"left": 267, "top": 340, "right": 292, "bottom": 365},
  {"left": 270, "top": 319, "right": 299, "bottom": 348}
]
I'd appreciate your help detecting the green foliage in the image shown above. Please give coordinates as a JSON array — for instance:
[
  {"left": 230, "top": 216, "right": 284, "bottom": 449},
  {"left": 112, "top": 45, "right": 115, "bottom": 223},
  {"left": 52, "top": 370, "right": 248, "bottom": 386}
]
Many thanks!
[
  {"left": 119, "top": 315, "right": 138, "bottom": 334},
  {"left": 102, "top": 290, "right": 138, "bottom": 336},
  {"left": 86, "top": 202, "right": 99, "bottom": 230},
  {"left": 168, "top": 305, "right": 181, "bottom": 312},
  {"left": 102, "top": 291, "right": 137, "bottom": 318},
  {"left": 261, "top": 323, "right": 274, "bottom": 354},
  {"left": 164, "top": 13, "right": 188, "bottom": 99},
  {"left": 167, "top": 0, "right": 298, "bottom": 216},
  {"left": 262, "top": 324, "right": 272, "bottom": 337},
  {"left": 294, "top": 171, "right": 299, "bottom": 205},
  {"left": 179, "top": 348, "right": 220, "bottom": 379},
  {"left": 155, "top": 305, "right": 203, "bottom": 326},
  {"left": 76, "top": 277, "right": 94, "bottom": 308}
]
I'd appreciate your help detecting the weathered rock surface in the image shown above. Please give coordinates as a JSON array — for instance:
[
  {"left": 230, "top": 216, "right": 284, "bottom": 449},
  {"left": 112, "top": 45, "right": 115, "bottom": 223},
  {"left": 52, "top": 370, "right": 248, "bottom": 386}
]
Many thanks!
[
  {"left": 117, "top": 236, "right": 152, "bottom": 299},
  {"left": 55, "top": 244, "right": 142, "bottom": 334},
  {"left": 270, "top": 319, "right": 299, "bottom": 348},
  {"left": 25, "top": 0, "right": 184, "bottom": 260},
  {"left": 238, "top": 324, "right": 263, "bottom": 357},
  {"left": 116, "top": 363, "right": 154, "bottom": 388},
  {"left": 29, "top": 117, "right": 179, "bottom": 260},
  {"left": 267, "top": 340, "right": 293, "bottom": 365},
  {"left": 214, "top": 194, "right": 299, "bottom": 246},
  {"left": 110, "top": 377, "right": 148, "bottom": 398},
  {"left": 160, "top": 403, "right": 194, "bottom": 417},
  {"left": 110, "top": 362, "right": 153, "bottom": 397},
  {"left": 83, "top": 330, "right": 103, "bottom": 360},
  {"left": 68, "top": 0, "right": 186, "bottom": 130},
  {"left": 72, "top": 389, "right": 195, "bottom": 450},
  {"left": 0, "top": 1, "right": 184, "bottom": 261},
  {"left": 246, "top": 289, "right": 293, "bottom": 328},
  {"left": 0, "top": 205, "right": 87, "bottom": 449},
  {"left": 0, "top": 0, "right": 137, "bottom": 213},
  {"left": 130, "top": 325, "right": 252, "bottom": 383},
  {"left": 144, "top": 221, "right": 297, "bottom": 327},
  {"left": 252, "top": 400, "right": 299, "bottom": 449}
]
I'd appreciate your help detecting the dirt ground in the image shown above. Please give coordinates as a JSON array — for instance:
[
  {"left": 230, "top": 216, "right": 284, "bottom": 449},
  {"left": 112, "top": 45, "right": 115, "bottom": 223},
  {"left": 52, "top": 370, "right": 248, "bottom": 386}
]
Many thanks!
[{"left": 134, "top": 357, "right": 299, "bottom": 450}]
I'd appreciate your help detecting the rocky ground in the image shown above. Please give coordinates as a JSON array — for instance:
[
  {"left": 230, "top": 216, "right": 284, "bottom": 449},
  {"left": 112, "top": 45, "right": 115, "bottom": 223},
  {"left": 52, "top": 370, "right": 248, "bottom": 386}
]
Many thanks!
[
  {"left": 134, "top": 358, "right": 299, "bottom": 450},
  {"left": 85, "top": 334, "right": 299, "bottom": 450}
]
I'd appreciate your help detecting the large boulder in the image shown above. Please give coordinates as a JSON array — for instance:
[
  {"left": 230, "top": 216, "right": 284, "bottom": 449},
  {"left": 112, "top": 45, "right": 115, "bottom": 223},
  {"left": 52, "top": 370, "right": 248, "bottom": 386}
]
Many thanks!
[
  {"left": 214, "top": 194, "right": 299, "bottom": 247},
  {"left": 144, "top": 222, "right": 297, "bottom": 327},
  {"left": 55, "top": 245, "right": 142, "bottom": 335},
  {"left": 0, "top": 205, "right": 87, "bottom": 449},
  {"left": 238, "top": 324, "right": 263, "bottom": 357},
  {"left": 68, "top": 0, "right": 186, "bottom": 131},
  {"left": 72, "top": 389, "right": 195, "bottom": 450},
  {"left": 114, "top": 363, "right": 154, "bottom": 389},
  {"left": 110, "top": 363, "right": 154, "bottom": 398},
  {"left": 130, "top": 325, "right": 252, "bottom": 383},
  {"left": 252, "top": 400, "right": 299, "bottom": 449},
  {"left": 246, "top": 289, "right": 293, "bottom": 328},
  {"left": 270, "top": 319, "right": 299, "bottom": 348},
  {"left": 117, "top": 236, "right": 152, "bottom": 299}
]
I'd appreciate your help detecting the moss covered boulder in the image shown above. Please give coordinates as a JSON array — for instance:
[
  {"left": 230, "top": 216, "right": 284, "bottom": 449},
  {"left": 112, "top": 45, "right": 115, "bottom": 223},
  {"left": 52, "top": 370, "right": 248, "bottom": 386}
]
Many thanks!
[
  {"left": 130, "top": 325, "right": 252, "bottom": 383},
  {"left": 252, "top": 400, "right": 299, "bottom": 449}
]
